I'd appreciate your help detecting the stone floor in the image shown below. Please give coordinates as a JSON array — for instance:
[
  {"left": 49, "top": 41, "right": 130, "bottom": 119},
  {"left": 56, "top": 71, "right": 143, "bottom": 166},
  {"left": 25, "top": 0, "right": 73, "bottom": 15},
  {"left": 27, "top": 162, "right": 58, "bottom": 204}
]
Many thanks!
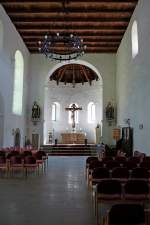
[{"left": 0, "top": 156, "right": 97, "bottom": 225}]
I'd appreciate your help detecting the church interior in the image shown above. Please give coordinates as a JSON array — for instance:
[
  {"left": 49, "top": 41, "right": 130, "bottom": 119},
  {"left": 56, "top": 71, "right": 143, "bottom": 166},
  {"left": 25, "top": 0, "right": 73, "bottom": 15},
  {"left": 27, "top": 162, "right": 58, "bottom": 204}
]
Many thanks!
[{"left": 0, "top": 0, "right": 150, "bottom": 224}]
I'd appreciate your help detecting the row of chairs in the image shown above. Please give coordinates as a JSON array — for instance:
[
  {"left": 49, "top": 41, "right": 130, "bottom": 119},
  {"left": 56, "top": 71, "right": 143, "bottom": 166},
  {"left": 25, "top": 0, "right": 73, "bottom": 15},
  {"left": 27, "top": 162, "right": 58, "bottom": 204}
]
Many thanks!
[
  {"left": 87, "top": 158, "right": 150, "bottom": 182},
  {"left": 85, "top": 156, "right": 150, "bottom": 225},
  {"left": 89, "top": 167, "right": 150, "bottom": 189},
  {"left": 0, "top": 146, "right": 37, "bottom": 153},
  {"left": 86, "top": 156, "right": 150, "bottom": 169},
  {"left": 0, "top": 150, "right": 48, "bottom": 177},
  {"left": 94, "top": 179, "right": 150, "bottom": 225}
]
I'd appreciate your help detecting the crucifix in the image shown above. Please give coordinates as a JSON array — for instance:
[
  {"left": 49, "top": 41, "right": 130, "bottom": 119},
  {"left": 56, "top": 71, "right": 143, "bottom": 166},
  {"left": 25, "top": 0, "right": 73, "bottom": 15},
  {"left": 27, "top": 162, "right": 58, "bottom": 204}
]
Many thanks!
[{"left": 65, "top": 104, "right": 82, "bottom": 130}]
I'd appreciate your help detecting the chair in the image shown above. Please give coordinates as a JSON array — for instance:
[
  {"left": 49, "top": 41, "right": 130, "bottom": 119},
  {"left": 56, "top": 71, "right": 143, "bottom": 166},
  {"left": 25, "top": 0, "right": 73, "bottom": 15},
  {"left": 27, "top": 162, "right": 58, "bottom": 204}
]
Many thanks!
[
  {"left": 86, "top": 156, "right": 98, "bottom": 178},
  {"left": 140, "top": 162, "right": 150, "bottom": 170},
  {"left": 21, "top": 150, "right": 32, "bottom": 158},
  {"left": 104, "top": 160, "right": 120, "bottom": 170},
  {"left": 102, "top": 157, "right": 113, "bottom": 163},
  {"left": 90, "top": 167, "right": 110, "bottom": 188},
  {"left": 6, "top": 151, "right": 20, "bottom": 159},
  {"left": 122, "top": 161, "right": 138, "bottom": 170},
  {"left": 129, "top": 157, "right": 141, "bottom": 164},
  {"left": 24, "top": 156, "right": 39, "bottom": 176},
  {"left": 0, "top": 156, "right": 9, "bottom": 177},
  {"left": 115, "top": 156, "right": 127, "bottom": 163},
  {"left": 124, "top": 180, "right": 149, "bottom": 201},
  {"left": 111, "top": 167, "right": 129, "bottom": 182},
  {"left": 34, "top": 151, "right": 47, "bottom": 172},
  {"left": 95, "top": 180, "right": 122, "bottom": 225},
  {"left": 103, "top": 204, "right": 146, "bottom": 225},
  {"left": 86, "top": 156, "right": 98, "bottom": 165},
  {"left": 142, "top": 157, "right": 150, "bottom": 163},
  {"left": 9, "top": 155, "right": 24, "bottom": 177},
  {"left": 0, "top": 150, "right": 6, "bottom": 157},
  {"left": 88, "top": 160, "right": 104, "bottom": 184},
  {"left": 131, "top": 168, "right": 149, "bottom": 180}
]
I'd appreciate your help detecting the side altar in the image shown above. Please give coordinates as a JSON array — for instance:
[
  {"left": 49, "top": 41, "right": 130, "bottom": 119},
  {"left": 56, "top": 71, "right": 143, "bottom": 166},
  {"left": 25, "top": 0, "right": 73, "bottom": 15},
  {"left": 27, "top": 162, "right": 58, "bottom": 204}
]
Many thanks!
[{"left": 61, "top": 133, "right": 85, "bottom": 144}]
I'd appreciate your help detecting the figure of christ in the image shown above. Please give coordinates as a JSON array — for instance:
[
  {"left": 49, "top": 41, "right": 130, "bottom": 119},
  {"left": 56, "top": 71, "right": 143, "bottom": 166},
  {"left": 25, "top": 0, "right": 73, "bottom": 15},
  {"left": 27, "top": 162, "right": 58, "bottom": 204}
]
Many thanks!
[{"left": 65, "top": 104, "right": 82, "bottom": 130}]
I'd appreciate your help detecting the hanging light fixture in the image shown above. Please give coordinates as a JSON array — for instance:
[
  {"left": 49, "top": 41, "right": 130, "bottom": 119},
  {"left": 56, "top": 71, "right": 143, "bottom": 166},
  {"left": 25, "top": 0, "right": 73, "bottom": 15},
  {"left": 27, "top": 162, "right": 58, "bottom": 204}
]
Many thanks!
[
  {"left": 38, "top": 1, "right": 87, "bottom": 61},
  {"left": 38, "top": 33, "right": 87, "bottom": 61}
]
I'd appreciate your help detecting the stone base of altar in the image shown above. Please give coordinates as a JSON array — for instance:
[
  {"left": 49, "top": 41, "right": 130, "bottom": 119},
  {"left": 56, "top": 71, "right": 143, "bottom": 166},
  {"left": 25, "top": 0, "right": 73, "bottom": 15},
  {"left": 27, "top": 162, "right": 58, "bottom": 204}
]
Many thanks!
[{"left": 61, "top": 133, "right": 85, "bottom": 144}]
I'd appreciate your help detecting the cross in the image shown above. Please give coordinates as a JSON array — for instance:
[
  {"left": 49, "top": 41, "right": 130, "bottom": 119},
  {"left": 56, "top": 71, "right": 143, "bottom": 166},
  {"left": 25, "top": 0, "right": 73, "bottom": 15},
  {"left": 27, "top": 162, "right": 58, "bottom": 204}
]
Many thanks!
[{"left": 65, "top": 104, "right": 82, "bottom": 130}]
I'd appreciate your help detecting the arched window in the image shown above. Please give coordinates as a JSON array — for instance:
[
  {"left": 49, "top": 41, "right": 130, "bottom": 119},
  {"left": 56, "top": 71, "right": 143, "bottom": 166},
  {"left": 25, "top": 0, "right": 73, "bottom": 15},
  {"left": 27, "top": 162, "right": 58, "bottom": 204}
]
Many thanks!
[
  {"left": 131, "top": 20, "right": 139, "bottom": 59},
  {"left": 0, "top": 21, "right": 3, "bottom": 50},
  {"left": 88, "top": 102, "right": 96, "bottom": 123},
  {"left": 52, "top": 103, "right": 56, "bottom": 121},
  {"left": 68, "top": 103, "right": 79, "bottom": 124},
  {"left": 12, "top": 50, "right": 24, "bottom": 115},
  {"left": 51, "top": 102, "right": 60, "bottom": 121}
]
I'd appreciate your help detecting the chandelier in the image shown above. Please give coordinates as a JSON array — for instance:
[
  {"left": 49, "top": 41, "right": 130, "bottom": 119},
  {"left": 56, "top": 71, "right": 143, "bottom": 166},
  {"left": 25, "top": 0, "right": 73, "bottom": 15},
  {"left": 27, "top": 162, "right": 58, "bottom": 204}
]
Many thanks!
[{"left": 38, "top": 32, "right": 87, "bottom": 61}]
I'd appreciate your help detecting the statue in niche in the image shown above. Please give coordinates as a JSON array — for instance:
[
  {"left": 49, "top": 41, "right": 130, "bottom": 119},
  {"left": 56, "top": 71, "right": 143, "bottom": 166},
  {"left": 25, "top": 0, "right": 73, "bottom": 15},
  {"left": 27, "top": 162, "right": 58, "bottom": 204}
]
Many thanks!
[
  {"left": 105, "top": 102, "right": 115, "bottom": 121},
  {"left": 32, "top": 101, "right": 40, "bottom": 119}
]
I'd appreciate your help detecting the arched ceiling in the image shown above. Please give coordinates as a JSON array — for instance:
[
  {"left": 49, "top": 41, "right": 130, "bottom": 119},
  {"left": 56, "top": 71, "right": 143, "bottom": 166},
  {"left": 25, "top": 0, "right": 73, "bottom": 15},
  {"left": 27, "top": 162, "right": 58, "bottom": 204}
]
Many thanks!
[
  {"left": 1, "top": 0, "right": 138, "bottom": 53},
  {"left": 49, "top": 64, "right": 99, "bottom": 86}
]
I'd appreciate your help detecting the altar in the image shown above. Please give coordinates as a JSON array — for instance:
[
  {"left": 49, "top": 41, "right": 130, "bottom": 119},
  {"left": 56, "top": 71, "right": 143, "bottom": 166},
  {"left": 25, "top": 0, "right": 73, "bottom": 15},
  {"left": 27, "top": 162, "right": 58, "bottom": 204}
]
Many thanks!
[{"left": 61, "top": 133, "right": 85, "bottom": 144}]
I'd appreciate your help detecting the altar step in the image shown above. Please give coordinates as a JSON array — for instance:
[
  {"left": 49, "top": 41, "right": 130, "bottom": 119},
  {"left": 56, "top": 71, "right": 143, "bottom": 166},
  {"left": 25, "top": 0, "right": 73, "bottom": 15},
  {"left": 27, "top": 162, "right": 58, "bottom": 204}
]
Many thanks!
[{"left": 40, "top": 144, "right": 97, "bottom": 156}]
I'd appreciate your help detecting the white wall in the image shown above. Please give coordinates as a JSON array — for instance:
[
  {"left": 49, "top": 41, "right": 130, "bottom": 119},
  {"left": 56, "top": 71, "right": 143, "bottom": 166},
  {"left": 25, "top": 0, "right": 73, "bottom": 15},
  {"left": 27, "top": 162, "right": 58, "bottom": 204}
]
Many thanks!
[
  {"left": 28, "top": 54, "right": 116, "bottom": 145},
  {"left": 0, "top": 93, "right": 4, "bottom": 148},
  {"left": 0, "top": 5, "right": 29, "bottom": 147},
  {"left": 116, "top": 0, "right": 150, "bottom": 154}
]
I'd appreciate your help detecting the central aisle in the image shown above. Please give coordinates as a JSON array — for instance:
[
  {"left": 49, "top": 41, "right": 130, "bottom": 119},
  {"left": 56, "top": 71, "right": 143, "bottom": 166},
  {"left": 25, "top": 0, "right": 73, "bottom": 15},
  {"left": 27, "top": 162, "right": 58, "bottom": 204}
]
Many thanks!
[{"left": 0, "top": 156, "right": 96, "bottom": 225}]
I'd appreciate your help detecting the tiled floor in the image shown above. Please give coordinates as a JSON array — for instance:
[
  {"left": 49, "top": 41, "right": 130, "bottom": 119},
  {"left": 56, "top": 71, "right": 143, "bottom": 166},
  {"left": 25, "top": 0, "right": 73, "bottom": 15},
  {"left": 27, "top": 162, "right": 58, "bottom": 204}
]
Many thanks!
[{"left": 0, "top": 156, "right": 96, "bottom": 225}]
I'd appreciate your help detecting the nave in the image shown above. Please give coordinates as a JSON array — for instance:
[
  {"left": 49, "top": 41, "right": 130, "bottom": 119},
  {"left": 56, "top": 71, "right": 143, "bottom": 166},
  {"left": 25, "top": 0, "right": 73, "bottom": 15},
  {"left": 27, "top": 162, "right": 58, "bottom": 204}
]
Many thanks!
[{"left": 0, "top": 156, "right": 96, "bottom": 225}]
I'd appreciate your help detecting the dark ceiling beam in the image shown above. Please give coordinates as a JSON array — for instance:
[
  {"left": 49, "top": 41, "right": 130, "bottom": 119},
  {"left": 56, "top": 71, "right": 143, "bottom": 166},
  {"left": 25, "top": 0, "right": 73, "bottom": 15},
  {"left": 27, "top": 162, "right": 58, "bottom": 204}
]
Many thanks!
[
  {"left": 22, "top": 35, "right": 123, "bottom": 41},
  {"left": 16, "top": 25, "right": 126, "bottom": 30},
  {"left": 11, "top": 17, "right": 130, "bottom": 22},
  {"left": 14, "top": 21, "right": 128, "bottom": 28},
  {"left": 0, "top": 0, "right": 138, "bottom": 2},
  {"left": 1, "top": 2, "right": 137, "bottom": 8},
  {"left": 5, "top": 9, "right": 135, "bottom": 13},
  {"left": 19, "top": 29, "right": 125, "bottom": 35},
  {"left": 81, "top": 65, "right": 91, "bottom": 84},
  {"left": 58, "top": 67, "right": 67, "bottom": 83},
  {"left": 26, "top": 42, "right": 120, "bottom": 48},
  {"left": 2, "top": 4, "right": 136, "bottom": 13},
  {"left": 29, "top": 47, "right": 118, "bottom": 53},
  {"left": 55, "top": 69, "right": 62, "bottom": 85},
  {"left": 7, "top": 12, "right": 132, "bottom": 20}
]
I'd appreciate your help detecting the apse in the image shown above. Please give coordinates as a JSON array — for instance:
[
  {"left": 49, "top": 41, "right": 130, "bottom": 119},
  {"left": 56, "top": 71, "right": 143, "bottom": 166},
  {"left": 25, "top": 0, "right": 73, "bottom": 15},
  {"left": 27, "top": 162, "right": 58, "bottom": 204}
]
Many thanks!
[{"left": 44, "top": 62, "right": 102, "bottom": 144}]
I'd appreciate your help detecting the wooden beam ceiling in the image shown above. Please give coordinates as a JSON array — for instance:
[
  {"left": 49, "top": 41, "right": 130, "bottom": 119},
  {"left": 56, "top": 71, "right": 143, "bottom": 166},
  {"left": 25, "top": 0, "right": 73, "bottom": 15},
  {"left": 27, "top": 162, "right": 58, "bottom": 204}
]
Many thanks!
[
  {"left": 1, "top": 0, "right": 138, "bottom": 53},
  {"left": 50, "top": 64, "right": 99, "bottom": 84}
]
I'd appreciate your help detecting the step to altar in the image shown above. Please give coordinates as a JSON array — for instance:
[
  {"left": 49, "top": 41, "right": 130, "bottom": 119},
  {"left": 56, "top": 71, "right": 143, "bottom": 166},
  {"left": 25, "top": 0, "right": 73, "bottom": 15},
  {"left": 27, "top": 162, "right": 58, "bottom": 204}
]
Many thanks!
[{"left": 40, "top": 144, "right": 97, "bottom": 156}]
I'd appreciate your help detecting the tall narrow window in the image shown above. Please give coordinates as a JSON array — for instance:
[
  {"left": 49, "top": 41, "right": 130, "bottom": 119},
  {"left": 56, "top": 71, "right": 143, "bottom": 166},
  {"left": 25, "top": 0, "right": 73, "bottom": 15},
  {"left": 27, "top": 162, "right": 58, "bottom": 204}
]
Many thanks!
[
  {"left": 51, "top": 102, "right": 60, "bottom": 121},
  {"left": 52, "top": 103, "right": 56, "bottom": 121},
  {"left": 131, "top": 20, "right": 139, "bottom": 59},
  {"left": 68, "top": 103, "right": 79, "bottom": 124},
  {"left": 12, "top": 50, "right": 24, "bottom": 115},
  {"left": 88, "top": 102, "right": 96, "bottom": 123}
]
